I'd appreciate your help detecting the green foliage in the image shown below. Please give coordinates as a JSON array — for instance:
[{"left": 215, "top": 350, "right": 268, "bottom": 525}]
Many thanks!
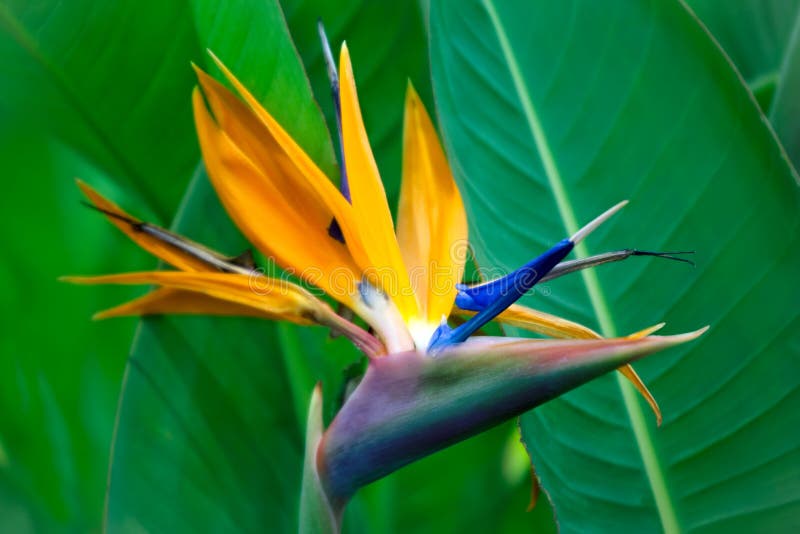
[
  {"left": 687, "top": 0, "right": 800, "bottom": 109},
  {"left": 0, "top": 0, "right": 203, "bottom": 527},
  {"left": 0, "top": 128, "right": 149, "bottom": 533},
  {"left": 106, "top": 171, "right": 305, "bottom": 532},
  {"left": 770, "top": 13, "right": 800, "bottom": 170},
  {"left": 430, "top": 1, "right": 800, "bottom": 533},
  {"left": 0, "top": 0, "right": 202, "bottom": 220},
  {"left": 1, "top": 0, "right": 799, "bottom": 532}
]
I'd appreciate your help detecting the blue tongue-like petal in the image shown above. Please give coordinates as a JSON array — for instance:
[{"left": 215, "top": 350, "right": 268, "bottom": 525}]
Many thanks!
[
  {"left": 456, "top": 241, "right": 576, "bottom": 312},
  {"left": 428, "top": 201, "right": 628, "bottom": 353},
  {"left": 428, "top": 238, "right": 573, "bottom": 351},
  {"left": 454, "top": 284, "right": 491, "bottom": 312}
]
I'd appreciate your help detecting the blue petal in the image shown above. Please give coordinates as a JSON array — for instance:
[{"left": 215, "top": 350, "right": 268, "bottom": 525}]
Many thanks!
[{"left": 428, "top": 238, "right": 574, "bottom": 352}]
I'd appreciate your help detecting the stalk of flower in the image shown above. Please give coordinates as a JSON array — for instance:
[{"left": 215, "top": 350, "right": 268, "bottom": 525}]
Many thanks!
[{"left": 64, "top": 33, "right": 706, "bottom": 531}]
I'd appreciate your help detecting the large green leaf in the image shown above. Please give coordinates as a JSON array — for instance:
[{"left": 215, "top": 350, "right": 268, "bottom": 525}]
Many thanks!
[
  {"left": 0, "top": 126, "right": 153, "bottom": 530},
  {"left": 104, "top": 0, "right": 335, "bottom": 528},
  {"left": 105, "top": 170, "right": 303, "bottom": 532},
  {"left": 769, "top": 12, "right": 800, "bottom": 171},
  {"left": 0, "top": 1, "right": 212, "bottom": 529},
  {"left": 687, "top": 0, "right": 800, "bottom": 109},
  {"left": 0, "top": 0, "right": 204, "bottom": 220},
  {"left": 683, "top": 1, "right": 800, "bottom": 171},
  {"left": 431, "top": 1, "right": 800, "bottom": 533}
]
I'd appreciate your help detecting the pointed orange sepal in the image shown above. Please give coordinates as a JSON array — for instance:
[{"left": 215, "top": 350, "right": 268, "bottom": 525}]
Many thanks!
[
  {"left": 398, "top": 83, "right": 468, "bottom": 331},
  {"left": 92, "top": 287, "right": 284, "bottom": 321},
  {"left": 192, "top": 84, "right": 363, "bottom": 309},
  {"left": 337, "top": 44, "right": 419, "bottom": 322},
  {"left": 76, "top": 180, "right": 210, "bottom": 273},
  {"left": 64, "top": 271, "right": 325, "bottom": 325}
]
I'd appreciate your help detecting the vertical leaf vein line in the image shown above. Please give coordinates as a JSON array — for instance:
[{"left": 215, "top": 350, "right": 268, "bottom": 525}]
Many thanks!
[{"left": 479, "top": 1, "right": 681, "bottom": 532}]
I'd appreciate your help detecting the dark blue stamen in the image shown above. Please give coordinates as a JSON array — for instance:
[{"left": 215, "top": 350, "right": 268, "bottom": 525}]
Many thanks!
[
  {"left": 427, "top": 238, "right": 574, "bottom": 352},
  {"left": 457, "top": 249, "right": 695, "bottom": 304},
  {"left": 318, "top": 20, "right": 349, "bottom": 245},
  {"left": 328, "top": 219, "right": 346, "bottom": 243},
  {"left": 318, "top": 20, "right": 351, "bottom": 203}
]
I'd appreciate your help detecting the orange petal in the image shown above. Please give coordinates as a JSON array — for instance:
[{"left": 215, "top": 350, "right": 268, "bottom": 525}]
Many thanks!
[
  {"left": 76, "top": 180, "right": 210, "bottom": 273},
  {"left": 338, "top": 44, "right": 418, "bottom": 322},
  {"left": 527, "top": 465, "right": 540, "bottom": 512},
  {"left": 398, "top": 84, "right": 468, "bottom": 339},
  {"left": 625, "top": 323, "right": 666, "bottom": 339},
  {"left": 616, "top": 365, "right": 662, "bottom": 426},
  {"left": 192, "top": 87, "right": 362, "bottom": 309},
  {"left": 197, "top": 58, "right": 414, "bottom": 351},
  {"left": 458, "top": 303, "right": 662, "bottom": 423},
  {"left": 199, "top": 57, "right": 373, "bottom": 277},
  {"left": 94, "top": 287, "right": 286, "bottom": 321},
  {"left": 457, "top": 303, "right": 600, "bottom": 339},
  {"left": 64, "top": 271, "right": 326, "bottom": 325}
]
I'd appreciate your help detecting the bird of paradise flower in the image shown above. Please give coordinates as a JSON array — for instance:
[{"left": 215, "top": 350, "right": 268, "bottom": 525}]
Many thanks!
[{"left": 64, "top": 28, "right": 706, "bottom": 530}]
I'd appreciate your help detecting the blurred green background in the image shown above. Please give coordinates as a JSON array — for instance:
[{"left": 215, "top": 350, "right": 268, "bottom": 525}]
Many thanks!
[{"left": 1, "top": 1, "right": 798, "bottom": 532}]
